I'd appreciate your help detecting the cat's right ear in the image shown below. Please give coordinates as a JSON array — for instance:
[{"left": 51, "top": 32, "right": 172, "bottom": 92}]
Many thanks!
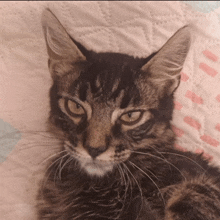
[
  {"left": 141, "top": 26, "right": 191, "bottom": 95},
  {"left": 41, "top": 9, "right": 86, "bottom": 63}
]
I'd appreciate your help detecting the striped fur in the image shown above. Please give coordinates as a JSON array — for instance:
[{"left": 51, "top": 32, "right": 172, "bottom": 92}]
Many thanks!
[{"left": 37, "top": 9, "right": 220, "bottom": 220}]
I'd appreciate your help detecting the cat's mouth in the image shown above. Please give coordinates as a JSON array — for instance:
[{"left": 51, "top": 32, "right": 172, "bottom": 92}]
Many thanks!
[
  {"left": 64, "top": 141, "right": 115, "bottom": 176},
  {"left": 64, "top": 141, "right": 130, "bottom": 176},
  {"left": 80, "top": 160, "right": 114, "bottom": 176}
]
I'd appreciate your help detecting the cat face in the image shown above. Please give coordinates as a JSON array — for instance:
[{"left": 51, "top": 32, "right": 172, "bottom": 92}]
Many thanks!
[
  {"left": 42, "top": 9, "right": 191, "bottom": 176},
  {"left": 49, "top": 59, "right": 160, "bottom": 176}
]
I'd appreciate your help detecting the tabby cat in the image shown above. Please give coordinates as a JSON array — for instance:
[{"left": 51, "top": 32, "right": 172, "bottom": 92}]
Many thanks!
[{"left": 37, "top": 9, "right": 220, "bottom": 220}]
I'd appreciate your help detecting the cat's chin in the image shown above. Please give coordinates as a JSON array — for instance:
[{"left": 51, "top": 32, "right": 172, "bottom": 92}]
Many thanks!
[{"left": 79, "top": 159, "right": 114, "bottom": 177}]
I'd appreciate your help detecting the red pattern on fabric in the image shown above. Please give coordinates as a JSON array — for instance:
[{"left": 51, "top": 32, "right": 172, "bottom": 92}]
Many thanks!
[
  {"left": 216, "top": 95, "right": 220, "bottom": 102},
  {"left": 181, "top": 72, "right": 189, "bottom": 82},
  {"left": 184, "top": 116, "right": 201, "bottom": 130},
  {"left": 200, "top": 135, "right": 219, "bottom": 147},
  {"left": 199, "top": 62, "right": 218, "bottom": 77},
  {"left": 215, "top": 123, "right": 220, "bottom": 132},
  {"left": 172, "top": 125, "right": 184, "bottom": 137},
  {"left": 174, "top": 101, "right": 183, "bottom": 110},
  {"left": 203, "top": 50, "right": 218, "bottom": 62},
  {"left": 185, "top": 90, "right": 203, "bottom": 104}
]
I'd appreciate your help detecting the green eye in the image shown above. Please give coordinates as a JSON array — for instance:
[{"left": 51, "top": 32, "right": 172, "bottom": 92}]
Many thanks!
[
  {"left": 65, "top": 99, "right": 85, "bottom": 117},
  {"left": 120, "top": 111, "right": 143, "bottom": 125}
]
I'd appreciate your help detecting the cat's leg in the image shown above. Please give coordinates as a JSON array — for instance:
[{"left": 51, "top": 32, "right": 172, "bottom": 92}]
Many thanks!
[{"left": 164, "top": 177, "right": 220, "bottom": 220}]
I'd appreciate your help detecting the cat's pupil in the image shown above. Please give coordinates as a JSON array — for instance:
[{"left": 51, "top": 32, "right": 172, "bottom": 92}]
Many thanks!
[{"left": 128, "top": 112, "right": 132, "bottom": 118}]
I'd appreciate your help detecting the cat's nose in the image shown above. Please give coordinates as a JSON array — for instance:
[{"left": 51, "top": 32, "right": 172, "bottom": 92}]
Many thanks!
[{"left": 84, "top": 145, "right": 107, "bottom": 159}]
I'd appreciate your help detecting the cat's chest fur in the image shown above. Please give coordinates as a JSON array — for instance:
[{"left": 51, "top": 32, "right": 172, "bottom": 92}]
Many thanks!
[{"left": 37, "top": 9, "right": 220, "bottom": 220}]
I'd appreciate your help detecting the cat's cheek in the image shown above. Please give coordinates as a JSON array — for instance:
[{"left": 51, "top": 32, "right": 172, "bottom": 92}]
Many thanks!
[{"left": 98, "top": 146, "right": 131, "bottom": 163}]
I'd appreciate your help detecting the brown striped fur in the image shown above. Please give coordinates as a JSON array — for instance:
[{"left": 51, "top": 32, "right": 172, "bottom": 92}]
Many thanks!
[{"left": 37, "top": 9, "right": 220, "bottom": 220}]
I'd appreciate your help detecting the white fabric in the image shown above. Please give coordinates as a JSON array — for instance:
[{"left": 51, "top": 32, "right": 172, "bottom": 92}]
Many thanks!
[{"left": 1, "top": 2, "right": 220, "bottom": 219}]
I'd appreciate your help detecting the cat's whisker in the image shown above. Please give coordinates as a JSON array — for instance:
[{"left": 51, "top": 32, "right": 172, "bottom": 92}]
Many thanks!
[
  {"left": 20, "top": 139, "right": 60, "bottom": 145},
  {"left": 160, "top": 152, "right": 206, "bottom": 172},
  {"left": 39, "top": 155, "right": 64, "bottom": 195},
  {"left": 122, "top": 163, "right": 143, "bottom": 220},
  {"left": 131, "top": 150, "right": 187, "bottom": 181},
  {"left": 117, "top": 164, "right": 126, "bottom": 186},
  {"left": 116, "top": 164, "right": 126, "bottom": 208},
  {"left": 54, "top": 153, "right": 70, "bottom": 183},
  {"left": 42, "top": 152, "right": 68, "bottom": 181},
  {"left": 161, "top": 152, "right": 206, "bottom": 172},
  {"left": 129, "top": 160, "right": 165, "bottom": 207},
  {"left": 116, "top": 164, "right": 123, "bottom": 186},
  {"left": 19, "top": 129, "right": 55, "bottom": 134},
  {"left": 130, "top": 143, "right": 173, "bottom": 172},
  {"left": 124, "top": 165, "right": 135, "bottom": 211},
  {"left": 67, "top": 157, "right": 78, "bottom": 170},
  {"left": 117, "top": 164, "right": 130, "bottom": 209},
  {"left": 58, "top": 155, "right": 73, "bottom": 180},
  {"left": 25, "top": 139, "right": 61, "bottom": 144},
  {"left": 38, "top": 150, "right": 67, "bottom": 166},
  {"left": 148, "top": 145, "right": 170, "bottom": 163},
  {"left": 16, "top": 142, "right": 61, "bottom": 152},
  {"left": 56, "top": 154, "right": 65, "bottom": 181},
  {"left": 129, "top": 151, "right": 159, "bottom": 181},
  {"left": 122, "top": 162, "right": 133, "bottom": 202},
  {"left": 19, "top": 130, "right": 62, "bottom": 140}
]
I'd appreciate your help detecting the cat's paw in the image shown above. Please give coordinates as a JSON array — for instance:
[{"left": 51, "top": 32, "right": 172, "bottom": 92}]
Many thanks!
[{"left": 165, "top": 178, "right": 220, "bottom": 220}]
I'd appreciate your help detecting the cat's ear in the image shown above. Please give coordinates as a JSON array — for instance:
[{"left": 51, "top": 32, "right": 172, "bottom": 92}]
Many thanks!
[
  {"left": 41, "top": 9, "right": 86, "bottom": 62},
  {"left": 141, "top": 26, "right": 191, "bottom": 95}
]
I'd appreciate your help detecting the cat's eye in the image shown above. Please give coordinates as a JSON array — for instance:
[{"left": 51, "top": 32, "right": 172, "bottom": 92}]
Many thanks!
[
  {"left": 65, "top": 99, "right": 85, "bottom": 117},
  {"left": 120, "top": 111, "right": 143, "bottom": 125}
]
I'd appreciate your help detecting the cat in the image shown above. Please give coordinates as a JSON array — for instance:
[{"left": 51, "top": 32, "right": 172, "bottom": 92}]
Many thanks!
[{"left": 37, "top": 9, "right": 220, "bottom": 220}]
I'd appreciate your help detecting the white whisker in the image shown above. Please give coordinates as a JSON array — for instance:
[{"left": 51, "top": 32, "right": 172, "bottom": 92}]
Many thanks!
[
  {"left": 122, "top": 163, "right": 143, "bottom": 220},
  {"left": 54, "top": 153, "right": 70, "bottom": 183},
  {"left": 129, "top": 160, "right": 165, "bottom": 207},
  {"left": 117, "top": 164, "right": 130, "bottom": 209},
  {"left": 131, "top": 150, "right": 186, "bottom": 181},
  {"left": 38, "top": 150, "right": 67, "bottom": 166},
  {"left": 58, "top": 155, "right": 73, "bottom": 180},
  {"left": 160, "top": 152, "right": 206, "bottom": 172},
  {"left": 123, "top": 163, "right": 133, "bottom": 200}
]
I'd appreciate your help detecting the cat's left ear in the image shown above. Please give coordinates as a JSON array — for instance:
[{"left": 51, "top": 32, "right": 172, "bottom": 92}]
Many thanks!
[{"left": 141, "top": 26, "right": 191, "bottom": 94}]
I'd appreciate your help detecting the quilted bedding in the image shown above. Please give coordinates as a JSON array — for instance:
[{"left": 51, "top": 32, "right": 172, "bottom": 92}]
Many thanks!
[{"left": 1, "top": 1, "right": 220, "bottom": 219}]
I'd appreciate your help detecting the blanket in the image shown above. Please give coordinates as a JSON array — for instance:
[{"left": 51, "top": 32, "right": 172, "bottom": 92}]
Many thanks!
[{"left": 1, "top": 1, "right": 220, "bottom": 219}]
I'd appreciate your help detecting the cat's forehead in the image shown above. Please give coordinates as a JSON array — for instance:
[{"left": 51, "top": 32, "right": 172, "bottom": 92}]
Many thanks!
[
  {"left": 57, "top": 59, "right": 159, "bottom": 109},
  {"left": 78, "top": 65, "right": 138, "bottom": 106}
]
